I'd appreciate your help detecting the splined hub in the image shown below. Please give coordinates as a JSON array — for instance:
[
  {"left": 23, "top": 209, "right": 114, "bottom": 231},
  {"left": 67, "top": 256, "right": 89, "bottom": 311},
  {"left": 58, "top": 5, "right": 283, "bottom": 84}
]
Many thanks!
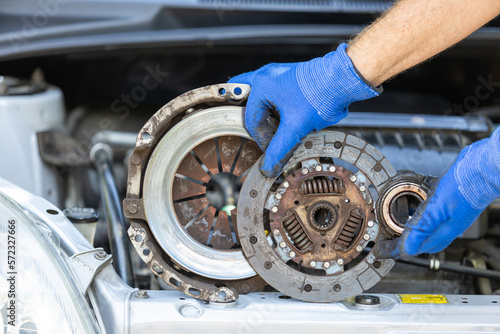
[
  {"left": 310, "top": 203, "right": 337, "bottom": 230},
  {"left": 268, "top": 160, "right": 375, "bottom": 272}
]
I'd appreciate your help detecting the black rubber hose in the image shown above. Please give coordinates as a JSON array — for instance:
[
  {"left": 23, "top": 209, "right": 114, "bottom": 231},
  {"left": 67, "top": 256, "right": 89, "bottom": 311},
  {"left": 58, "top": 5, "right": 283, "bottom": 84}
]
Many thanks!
[
  {"left": 367, "top": 246, "right": 500, "bottom": 280},
  {"left": 397, "top": 256, "right": 500, "bottom": 280},
  {"left": 91, "top": 144, "right": 135, "bottom": 287}
]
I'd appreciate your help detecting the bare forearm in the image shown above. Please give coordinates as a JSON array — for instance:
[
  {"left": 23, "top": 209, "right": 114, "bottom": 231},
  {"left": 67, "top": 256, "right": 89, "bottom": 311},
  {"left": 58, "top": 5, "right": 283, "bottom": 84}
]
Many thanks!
[{"left": 347, "top": 0, "right": 500, "bottom": 86}]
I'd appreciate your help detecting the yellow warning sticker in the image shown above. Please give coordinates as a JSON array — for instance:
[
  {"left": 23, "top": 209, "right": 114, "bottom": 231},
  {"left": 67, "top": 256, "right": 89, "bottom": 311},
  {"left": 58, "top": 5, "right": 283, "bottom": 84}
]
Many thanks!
[{"left": 398, "top": 294, "right": 449, "bottom": 304}]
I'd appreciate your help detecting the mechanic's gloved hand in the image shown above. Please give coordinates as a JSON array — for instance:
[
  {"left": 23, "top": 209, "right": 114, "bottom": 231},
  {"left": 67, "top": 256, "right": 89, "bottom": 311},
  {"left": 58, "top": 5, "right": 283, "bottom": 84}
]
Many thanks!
[
  {"left": 228, "top": 43, "right": 381, "bottom": 177},
  {"left": 377, "top": 127, "right": 500, "bottom": 259}
]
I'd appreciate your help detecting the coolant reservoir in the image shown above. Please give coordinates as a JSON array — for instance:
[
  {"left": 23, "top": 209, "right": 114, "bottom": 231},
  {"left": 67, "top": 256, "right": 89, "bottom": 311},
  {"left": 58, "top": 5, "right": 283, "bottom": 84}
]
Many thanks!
[{"left": 0, "top": 73, "right": 64, "bottom": 205}]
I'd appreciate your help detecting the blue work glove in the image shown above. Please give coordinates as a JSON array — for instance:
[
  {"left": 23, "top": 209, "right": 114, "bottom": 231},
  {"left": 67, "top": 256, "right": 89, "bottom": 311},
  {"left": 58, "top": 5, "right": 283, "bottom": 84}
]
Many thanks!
[
  {"left": 228, "top": 43, "right": 381, "bottom": 177},
  {"left": 376, "top": 127, "right": 500, "bottom": 259}
]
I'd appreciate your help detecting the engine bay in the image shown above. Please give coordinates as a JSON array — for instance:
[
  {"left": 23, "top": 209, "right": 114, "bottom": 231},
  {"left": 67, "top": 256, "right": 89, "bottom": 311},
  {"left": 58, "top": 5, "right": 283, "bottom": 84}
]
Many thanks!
[{"left": 1, "top": 13, "right": 500, "bottom": 329}]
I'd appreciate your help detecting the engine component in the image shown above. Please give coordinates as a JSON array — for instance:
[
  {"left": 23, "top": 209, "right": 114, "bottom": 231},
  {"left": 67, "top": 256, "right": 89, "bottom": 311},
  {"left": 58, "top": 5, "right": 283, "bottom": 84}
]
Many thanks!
[
  {"left": 267, "top": 161, "right": 375, "bottom": 271},
  {"left": 142, "top": 106, "right": 260, "bottom": 280},
  {"left": 0, "top": 73, "right": 63, "bottom": 205},
  {"left": 171, "top": 134, "right": 260, "bottom": 251},
  {"left": 376, "top": 171, "right": 434, "bottom": 237},
  {"left": 123, "top": 84, "right": 266, "bottom": 302},
  {"left": 237, "top": 131, "right": 397, "bottom": 302}
]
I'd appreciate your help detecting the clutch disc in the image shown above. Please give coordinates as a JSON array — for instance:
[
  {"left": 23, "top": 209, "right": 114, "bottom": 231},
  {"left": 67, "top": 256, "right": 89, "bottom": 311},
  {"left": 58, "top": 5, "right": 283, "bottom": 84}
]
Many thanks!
[{"left": 237, "top": 131, "right": 398, "bottom": 302}]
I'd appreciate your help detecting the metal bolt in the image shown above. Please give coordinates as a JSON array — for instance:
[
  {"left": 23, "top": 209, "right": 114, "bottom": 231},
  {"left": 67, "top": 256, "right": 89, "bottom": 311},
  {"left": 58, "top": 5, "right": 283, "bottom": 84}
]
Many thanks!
[
  {"left": 329, "top": 166, "right": 336, "bottom": 172},
  {"left": 363, "top": 234, "right": 370, "bottom": 241},
  {"left": 271, "top": 206, "right": 278, "bottom": 213},
  {"left": 334, "top": 141, "right": 342, "bottom": 149},
  {"left": 279, "top": 241, "right": 286, "bottom": 248},
  {"left": 273, "top": 229, "right": 280, "bottom": 236},
  {"left": 289, "top": 251, "right": 296, "bottom": 258},
  {"left": 94, "top": 250, "right": 107, "bottom": 260},
  {"left": 250, "top": 190, "right": 258, "bottom": 198},
  {"left": 136, "top": 290, "right": 149, "bottom": 299},
  {"left": 305, "top": 141, "right": 313, "bottom": 149},
  {"left": 373, "top": 261, "right": 382, "bottom": 269},
  {"left": 250, "top": 236, "right": 258, "bottom": 244},
  {"left": 276, "top": 193, "right": 282, "bottom": 200},
  {"left": 359, "top": 185, "right": 366, "bottom": 192},
  {"left": 283, "top": 181, "right": 289, "bottom": 188},
  {"left": 239, "top": 283, "right": 251, "bottom": 294},
  {"left": 304, "top": 284, "right": 313, "bottom": 292},
  {"left": 323, "top": 262, "right": 330, "bottom": 269},
  {"left": 315, "top": 165, "right": 322, "bottom": 172},
  {"left": 374, "top": 164, "right": 382, "bottom": 172},
  {"left": 310, "top": 261, "right": 317, "bottom": 267},
  {"left": 356, "top": 245, "right": 363, "bottom": 252},
  {"left": 128, "top": 203, "right": 138, "bottom": 214},
  {"left": 302, "top": 168, "right": 309, "bottom": 175},
  {"left": 130, "top": 155, "right": 141, "bottom": 166},
  {"left": 366, "top": 197, "right": 373, "bottom": 204},
  {"left": 337, "top": 259, "right": 344, "bottom": 266},
  {"left": 345, "top": 199, "right": 350, "bottom": 203},
  {"left": 333, "top": 284, "right": 342, "bottom": 292},
  {"left": 349, "top": 175, "right": 357, "bottom": 182},
  {"left": 264, "top": 261, "right": 272, "bottom": 269},
  {"left": 367, "top": 220, "right": 374, "bottom": 227}
]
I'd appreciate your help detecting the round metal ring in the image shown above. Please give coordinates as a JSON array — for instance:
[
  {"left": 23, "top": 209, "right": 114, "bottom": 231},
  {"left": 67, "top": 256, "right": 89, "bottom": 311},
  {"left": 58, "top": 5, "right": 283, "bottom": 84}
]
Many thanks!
[
  {"left": 143, "top": 106, "right": 258, "bottom": 280},
  {"left": 384, "top": 185, "right": 427, "bottom": 235},
  {"left": 377, "top": 173, "right": 431, "bottom": 237}
]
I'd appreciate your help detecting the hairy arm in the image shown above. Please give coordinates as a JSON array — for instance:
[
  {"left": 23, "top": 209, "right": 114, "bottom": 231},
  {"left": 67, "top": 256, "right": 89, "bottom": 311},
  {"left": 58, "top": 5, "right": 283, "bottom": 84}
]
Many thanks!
[
  {"left": 228, "top": 0, "right": 500, "bottom": 178},
  {"left": 348, "top": 0, "right": 500, "bottom": 86}
]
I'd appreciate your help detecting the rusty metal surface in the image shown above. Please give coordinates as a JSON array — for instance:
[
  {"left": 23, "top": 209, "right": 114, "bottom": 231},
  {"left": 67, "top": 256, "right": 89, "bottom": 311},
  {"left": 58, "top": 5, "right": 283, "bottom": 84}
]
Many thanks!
[
  {"left": 125, "top": 84, "right": 251, "bottom": 202},
  {"left": 141, "top": 106, "right": 260, "bottom": 280},
  {"left": 129, "top": 220, "right": 267, "bottom": 302},
  {"left": 124, "top": 84, "right": 268, "bottom": 302},
  {"left": 172, "top": 136, "right": 261, "bottom": 251},
  {"left": 268, "top": 162, "right": 375, "bottom": 270}
]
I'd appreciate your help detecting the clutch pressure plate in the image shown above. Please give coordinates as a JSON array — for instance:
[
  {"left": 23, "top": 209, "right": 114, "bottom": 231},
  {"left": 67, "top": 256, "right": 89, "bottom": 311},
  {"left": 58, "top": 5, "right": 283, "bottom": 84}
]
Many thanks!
[{"left": 124, "top": 84, "right": 266, "bottom": 302}]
